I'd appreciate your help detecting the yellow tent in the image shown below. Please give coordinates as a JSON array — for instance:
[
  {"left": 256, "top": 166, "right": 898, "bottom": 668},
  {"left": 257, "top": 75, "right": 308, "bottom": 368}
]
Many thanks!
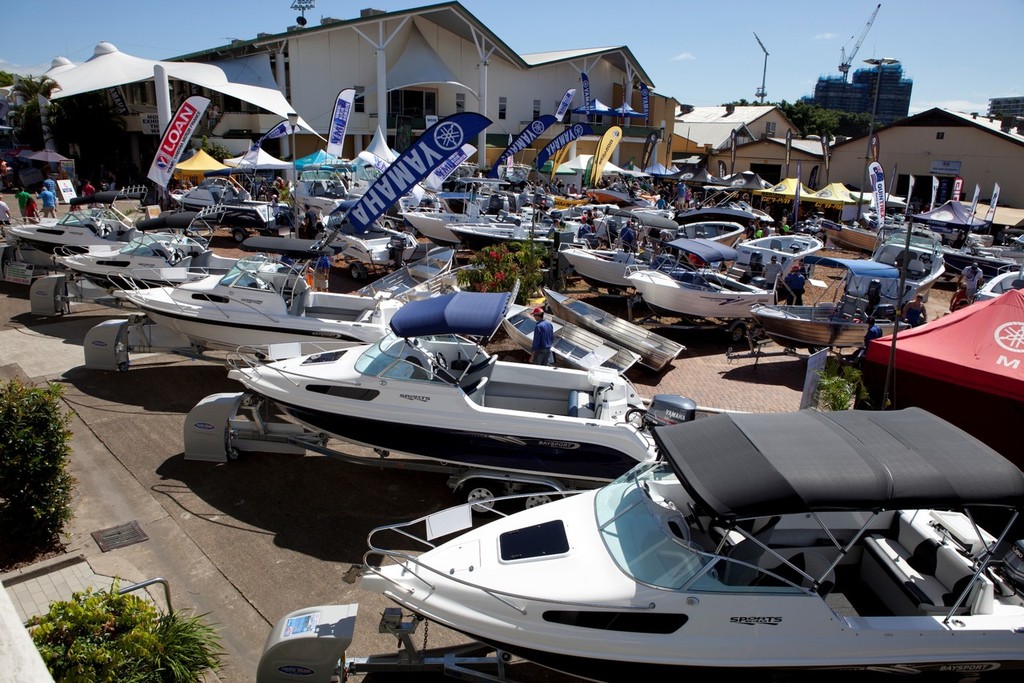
[
  {"left": 807, "top": 182, "right": 866, "bottom": 207},
  {"left": 753, "top": 177, "right": 814, "bottom": 199},
  {"left": 174, "top": 149, "right": 229, "bottom": 178}
]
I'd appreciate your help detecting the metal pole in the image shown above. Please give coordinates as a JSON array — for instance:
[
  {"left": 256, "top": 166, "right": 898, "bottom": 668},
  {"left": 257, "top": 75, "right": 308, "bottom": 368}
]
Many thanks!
[
  {"left": 880, "top": 217, "right": 913, "bottom": 409},
  {"left": 288, "top": 112, "right": 299, "bottom": 238},
  {"left": 857, "top": 58, "right": 898, "bottom": 222}
]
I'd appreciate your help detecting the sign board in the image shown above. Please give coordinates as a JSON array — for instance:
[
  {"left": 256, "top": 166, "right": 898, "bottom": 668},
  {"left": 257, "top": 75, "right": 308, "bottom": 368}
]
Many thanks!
[
  {"left": 59, "top": 159, "right": 76, "bottom": 181},
  {"left": 929, "top": 159, "right": 961, "bottom": 176},
  {"left": 3, "top": 260, "right": 34, "bottom": 285},
  {"left": 799, "top": 348, "right": 830, "bottom": 410},
  {"left": 56, "top": 179, "right": 77, "bottom": 203},
  {"left": 140, "top": 113, "right": 161, "bottom": 135},
  {"left": 424, "top": 114, "right": 438, "bottom": 129}
]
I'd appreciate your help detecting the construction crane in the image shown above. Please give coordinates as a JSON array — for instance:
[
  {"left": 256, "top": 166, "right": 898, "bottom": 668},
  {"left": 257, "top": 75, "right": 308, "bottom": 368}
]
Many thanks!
[
  {"left": 753, "top": 32, "right": 769, "bottom": 103},
  {"left": 839, "top": 3, "right": 882, "bottom": 82}
]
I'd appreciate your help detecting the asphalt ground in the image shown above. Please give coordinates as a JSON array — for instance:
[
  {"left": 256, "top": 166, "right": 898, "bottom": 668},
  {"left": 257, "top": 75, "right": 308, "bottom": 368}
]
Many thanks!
[{"left": 0, "top": 197, "right": 961, "bottom": 682}]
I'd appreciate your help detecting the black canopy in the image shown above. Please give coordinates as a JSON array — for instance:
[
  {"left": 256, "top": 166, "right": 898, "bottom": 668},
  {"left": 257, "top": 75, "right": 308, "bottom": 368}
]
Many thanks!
[
  {"left": 653, "top": 408, "right": 1024, "bottom": 520},
  {"left": 134, "top": 211, "right": 202, "bottom": 232}
]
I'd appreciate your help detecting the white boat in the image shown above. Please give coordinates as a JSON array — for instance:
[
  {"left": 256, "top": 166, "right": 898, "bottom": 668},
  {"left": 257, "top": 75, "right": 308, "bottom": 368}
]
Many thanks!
[
  {"left": 542, "top": 287, "right": 685, "bottom": 371},
  {"left": 122, "top": 250, "right": 403, "bottom": 356},
  {"left": 292, "top": 167, "right": 357, "bottom": 215},
  {"left": 559, "top": 244, "right": 652, "bottom": 292},
  {"left": 324, "top": 204, "right": 421, "bottom": 280},
  {"left": 3, "top": 188, "right": 148, "bottom": 268},
  {"left": 501, "top": 304, "right": 641, "bottom": 374},
  {"left": 731, "top": 233, "right": 824, "bottom": 285},
  {"left": 870, "top": 229, "right": 946, "bottom": 300},
  {"left": 447, "top": 218, "right": 574, "bottom": 252},
  {"left": 354, "top": 246, "right": 457, "bottom": 301},
  {"left": 56, "top": 231, "right": 237, "bottom": 290},
  {"left": 170, "top": 175, "right": 277, "bottom": 238},
  {"left": 821, "top": 221, "right": 880, "bottom": 253},
  {"left": 361, "top": 407, "right": 1024, "bottom": 679},
  {"left": 626, "top": 238, "right": 773, "bottom": 324},
  {"left": 674, "top": 220, "right": 746, "bottom": 246},
  {"left": 226, "top": 291, "right": 697, "bottom": 484},
  {"left": 976, "top": 264, "right": 1024, "bottom": 302}
]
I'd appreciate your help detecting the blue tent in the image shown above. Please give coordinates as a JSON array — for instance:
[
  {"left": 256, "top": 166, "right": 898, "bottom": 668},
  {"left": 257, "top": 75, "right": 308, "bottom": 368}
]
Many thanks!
[
  {"left": 571, "top": 99, "right": 619, "bottom": 116},
  {"left": 295, "top": 149, "right": 343, "bottom": 170}
]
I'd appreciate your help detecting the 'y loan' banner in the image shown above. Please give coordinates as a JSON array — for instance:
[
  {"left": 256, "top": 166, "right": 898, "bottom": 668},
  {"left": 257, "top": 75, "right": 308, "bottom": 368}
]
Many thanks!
[
  {"left": 147, "top": 96, "right": 210, "bottom": 188},
  {"left": 346, "top": 113, "right": 491, "bottom": 232}
]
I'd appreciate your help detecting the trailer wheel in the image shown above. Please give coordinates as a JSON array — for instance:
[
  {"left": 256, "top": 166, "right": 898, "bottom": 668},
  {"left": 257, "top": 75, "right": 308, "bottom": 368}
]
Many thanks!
[
  {"left": 232, "top": 228, "right": 248, "bottom": 243},
  {"left": 350, "top": 262, "right": 369, "bottom": 280},
  {"left": 728, "top": 320, "right": 748, "bottom": 344},
  {"left": 465, "top": 482, "right": 497, "bottom": 514},
  {"left": 226, "top": 447, "right": 240, "bottom": 461}
]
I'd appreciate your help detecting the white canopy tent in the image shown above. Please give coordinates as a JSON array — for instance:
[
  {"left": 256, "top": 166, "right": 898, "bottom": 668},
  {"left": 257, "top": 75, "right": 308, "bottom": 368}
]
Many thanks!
[
  {"left": 44, "top": 42, "right": 316, "bottom": 134},
  {"left": 224, "top": 148, "right": 292, "bottom": 170},
  {"left": 556, "top": 154, "right": 648, "bottom": 177}
]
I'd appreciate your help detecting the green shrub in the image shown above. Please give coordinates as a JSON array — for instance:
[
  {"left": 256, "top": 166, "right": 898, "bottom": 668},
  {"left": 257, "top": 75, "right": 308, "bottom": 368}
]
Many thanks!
[
  {"left": 29, "top": 581, "right": 224, "bottom": 682},
  {"left": 457, "top": 241, "right": 546, "bottom": 304},
  {"left": 0, "top": 380, "right": 74, "bottom": 548},
  {"left": 815, "top": 357, "right": 868, "bottom": 411}
]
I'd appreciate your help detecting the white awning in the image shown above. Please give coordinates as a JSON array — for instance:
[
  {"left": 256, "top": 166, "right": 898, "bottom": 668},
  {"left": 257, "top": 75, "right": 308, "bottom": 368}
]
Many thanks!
[
  {"left": 45, "top": 42, "right": 316, "bottom": 133},
  {"left": 363, "top": 24, "right": 475, "bottom": 97},
  {"left": 224, "top": 148, "right": 292, "bottom": 170}
]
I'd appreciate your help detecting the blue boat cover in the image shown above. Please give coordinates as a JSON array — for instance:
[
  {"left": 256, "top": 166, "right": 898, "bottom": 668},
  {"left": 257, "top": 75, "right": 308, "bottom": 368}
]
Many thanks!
[
  {"left": 390, "top": 291, "right": 511, "bottom": 338},
  {"left": 665, "top": 237, "right": 739, "bottom": 263},
  {"left": 803, "top": 255, "right": 899, "bottom": 279}
]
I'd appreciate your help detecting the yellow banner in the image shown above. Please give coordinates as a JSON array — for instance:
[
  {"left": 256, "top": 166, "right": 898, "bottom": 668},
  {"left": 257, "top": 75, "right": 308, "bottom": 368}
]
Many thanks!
[
  {"left": 549, "top": 144, "right": 571, "bottom": 180},
  {"left": 589, "top": 126, "right": 622, "bottom": 186}
]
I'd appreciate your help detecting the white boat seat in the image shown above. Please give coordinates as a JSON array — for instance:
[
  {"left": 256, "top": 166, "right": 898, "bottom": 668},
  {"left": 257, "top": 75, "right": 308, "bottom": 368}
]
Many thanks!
[
  {"left": 463, "top": 376, "right": 488, "bottom": 405},
  {"left": 769, "top": 239, "right": 783, "bottom": 251},
  {"left": 567, "top": 389, "right": 595, "bottom": 419},
  {"left": 905, "top": 259, "right": 927, "bottom": 279}
]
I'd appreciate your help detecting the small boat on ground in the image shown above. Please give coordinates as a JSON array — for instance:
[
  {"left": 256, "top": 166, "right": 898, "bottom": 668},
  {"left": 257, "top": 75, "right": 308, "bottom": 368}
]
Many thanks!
[
  {"left": 750, "top": 254, "right": 909, "bottom": 350},
  {"left": 542, "top": 288, "right": 685, "bottom": 371},
  {"left": 870, "top": 228, "right": 946, "bottom": 299},
  {"left": 502, "top": 304, "right": 641, "bottom": 374},
  {"left": 941, "top": 244, "right": 1018, "bottom": 279},
  {"left": 976, "top": 264, "right": 1024, "bottom": 302},
  {"left": 227, "top": 291, "right": 696, "bottom": 483},
  {"left": 821, "top": 221, "right": 879, "bottom": 253},
  {"left": 730, "top": 233, "right": 824, "bottom": 285},
  {"left": 171, "top": 176, "right": 278, "bottom": 237},
  {"left": 361, "top": 407, "right": 1024, "bottom": 679},
  {"left": 675, "top": 220, "right": 746, "bottom": 246},
  {"left": 354, "top": 246, "right": 456, "bottom": 301}
]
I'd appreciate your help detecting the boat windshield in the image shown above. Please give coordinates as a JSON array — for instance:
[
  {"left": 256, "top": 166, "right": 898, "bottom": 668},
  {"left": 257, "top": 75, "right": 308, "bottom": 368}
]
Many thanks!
[
  {"left": 594, "top": 462, "right": 711, "bottom": 590},
  {"left": 218, "top": 255, "right": 293, "bottom": 290},
  {"left": 119, "top": 234, "right": 171, "bottom": 257},
  {"left": 353, "top": 332, "right": 436, "bottom": 383}
]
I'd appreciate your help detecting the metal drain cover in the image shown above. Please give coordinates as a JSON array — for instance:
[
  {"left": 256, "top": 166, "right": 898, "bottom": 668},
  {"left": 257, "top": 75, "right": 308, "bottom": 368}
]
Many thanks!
[{"left": 91, "top": 521, "right": 148, "bottom": 552}]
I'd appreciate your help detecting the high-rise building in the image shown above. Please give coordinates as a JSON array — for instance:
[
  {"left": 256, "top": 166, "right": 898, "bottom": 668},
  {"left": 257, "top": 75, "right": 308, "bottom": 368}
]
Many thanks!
[
  {"left": 988, "top": 97, "right": 1024, "bottom": 118},
  {"left": 802, "top": 63, "right": 912, "bottom": 126}
]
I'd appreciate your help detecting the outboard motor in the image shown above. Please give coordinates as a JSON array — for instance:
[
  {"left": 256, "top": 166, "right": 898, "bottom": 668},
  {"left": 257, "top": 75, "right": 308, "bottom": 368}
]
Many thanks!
[
  {"left": 644, "top": 395, "right": 697, "bottom": 428},
  {"left": 1000, "top": 540, "right": 1024, "bottom": 594}
]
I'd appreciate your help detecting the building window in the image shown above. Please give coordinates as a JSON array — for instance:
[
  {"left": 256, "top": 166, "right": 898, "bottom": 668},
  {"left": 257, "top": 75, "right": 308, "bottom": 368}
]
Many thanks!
[
  {"left": 498, "top": 96, "right": 507, "bottom": 120},
  {"left": 354, "top": 86, "right": 365, "bottom": 113},
  {"left": 388, "top": 88, "right": 437, "bottom": 120},
  {"left": 533, "top": 99, "right": 541, "bottom": 119},
  {"left": 455, "top": 93, "right": 465, "bottom": 113},
  {"left": 765, "top": 121, "right": 776, "bottom": 137},
  {"left": 936, "top": 131, "right": 945, "bottom": 140}
]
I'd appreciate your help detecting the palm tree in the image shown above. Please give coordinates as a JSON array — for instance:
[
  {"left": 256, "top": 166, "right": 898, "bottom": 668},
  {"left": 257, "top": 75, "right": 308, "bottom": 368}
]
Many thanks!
[{"left": 7, "top": 75, "right": 59, "bottom": 151}]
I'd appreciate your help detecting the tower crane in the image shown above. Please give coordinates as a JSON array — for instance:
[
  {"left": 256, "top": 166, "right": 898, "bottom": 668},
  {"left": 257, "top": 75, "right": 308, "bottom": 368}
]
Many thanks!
[
  {"left": 753, "top": 32, "right": 769, "bottom": 103},
  {"left": 839, "top": 3, "right": 881, "bottom": 82}
]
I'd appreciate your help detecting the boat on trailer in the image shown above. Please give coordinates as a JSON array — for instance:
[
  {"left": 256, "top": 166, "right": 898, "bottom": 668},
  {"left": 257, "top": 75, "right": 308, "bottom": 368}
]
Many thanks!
[{"left": 361, "top": 407, "right": 1024, "bottom": 680}]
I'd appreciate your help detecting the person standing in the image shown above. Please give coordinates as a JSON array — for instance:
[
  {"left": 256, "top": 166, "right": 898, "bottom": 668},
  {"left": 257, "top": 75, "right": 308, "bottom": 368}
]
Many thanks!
[
  {"left": 81, "top": 178, "right": 96, "bottom": 199},
  {"left": 39, "top": 185, "right": 57, "bottom": 218},
  {"left": 763, "top": 255, "right": 783, "bottom": 293},
  {"left": 784, "top": 265, "right": 806, "bottom": 306},
  {"left": 960, "top": 263, "right": 983, "bottom": 301},
  {"left": 14, "top": 186, "right": 31, "bottom": 219},
  {"left": 42, "top": 174, "right": 57, "bottom": 195},
  {"left": 530, "top": 307, "right": 554, "bottom": 366},
  {"left": 0, "top": 196, "right": 11, "bottom": 225},
  {"left": 901, "top": 294, "right": 927, "bottom": 327}
]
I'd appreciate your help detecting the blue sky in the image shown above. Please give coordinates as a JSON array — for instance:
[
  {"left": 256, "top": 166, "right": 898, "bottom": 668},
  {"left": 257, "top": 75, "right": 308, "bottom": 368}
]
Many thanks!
[{"left": 3, "top": 0, "right": 1019, "bottom": 116}]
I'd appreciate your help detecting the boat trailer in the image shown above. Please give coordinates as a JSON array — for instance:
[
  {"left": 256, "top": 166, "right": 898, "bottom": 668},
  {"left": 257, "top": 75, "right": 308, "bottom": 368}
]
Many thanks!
[
  {"left": 257, "top": 603, "right": 516, "bottom": 682},
  {"left": 184, "top": 391, "right": 602, "bottom": 506}
]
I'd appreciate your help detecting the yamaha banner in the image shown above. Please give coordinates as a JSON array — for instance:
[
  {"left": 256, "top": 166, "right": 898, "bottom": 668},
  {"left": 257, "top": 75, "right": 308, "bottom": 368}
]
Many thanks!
[
  {"left": 869, "top": 161, "right": 886, "bottom": 223},
  {"left": 985, "top": 183, "right": 1000, "bottom": 222},
  {"left": 589, "top": 126, "right": 622, "bottom": 187},
  {"left": 346, "top": 112, "right": 491, "bottom": 233},
  {"left": 639, "top": 82, "right": 650, "bottom": 124},
  {"left": 107, "top": 86, "right": 129, "bottom": 115},
  {"left": 259, "top": 119, "right": 294, "bottom": 143},
  {"left": 729, "top": 129, "right": 737, "bottom": 175},
  {"left": 784, "top": 129, "right": 792, "bottom": 178},
  {"left": 423, "top": 144, "right": 476, "bottom": 191},
  {"left": 581, "top": 72, "right": 591, "bottom": 113},
  {"left": 968, "top": 184, "right": 981, "bottom": 224},
  {"left": 487, "top": 114, "right": 557, "bottom": 178},
  {"left": 326, "top": 88, "right": 355, "bottom": 158},
  {"left": 640, "top": 131, "right": 659, "bottom": 171},
  {"left": 930, "top": 175, "right": 939, "bottom": 210},
  {"left": 554, "top": 88, "right": 575, "bottom": 120},
  {"left": 147, "top": 95, "right": 210, "bottom": 188},
  {"left": 535, "top": 122, "right": 592, "bottom": 170},
  {"left": 792, "top": 160, "right": 803, "bottom": 222}
]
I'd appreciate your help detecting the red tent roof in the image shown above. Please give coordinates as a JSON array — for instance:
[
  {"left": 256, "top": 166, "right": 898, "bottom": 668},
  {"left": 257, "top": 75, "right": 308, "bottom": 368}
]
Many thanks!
[{"left": 864, "top": 290, "right": 1024, "bottom": 401}]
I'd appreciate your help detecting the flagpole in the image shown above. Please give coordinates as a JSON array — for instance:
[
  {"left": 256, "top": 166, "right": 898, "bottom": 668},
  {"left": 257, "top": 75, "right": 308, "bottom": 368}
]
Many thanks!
[{"left": 288, "top": 112, "right": 298, "bottom": 238}]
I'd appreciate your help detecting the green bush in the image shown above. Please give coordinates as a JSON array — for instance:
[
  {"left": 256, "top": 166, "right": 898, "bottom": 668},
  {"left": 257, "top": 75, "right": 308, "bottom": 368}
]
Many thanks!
[
  {"left": 457, "top": 241, "right": 546, "bottom": 304},
  {"left": 0, "top": 380, "right": 74, "bottom": 548},
  {"left": 30, "top": 581, "right": 224, "bottom": 682},
  {"left": 815, "top": 357, "right": 868, "bottom": 411}
]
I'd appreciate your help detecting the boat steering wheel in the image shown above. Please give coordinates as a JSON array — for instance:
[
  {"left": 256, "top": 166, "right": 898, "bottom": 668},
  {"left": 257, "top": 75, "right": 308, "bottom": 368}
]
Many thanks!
[{"left": 435, "top": 352, "right": 448, "bottom": 370}]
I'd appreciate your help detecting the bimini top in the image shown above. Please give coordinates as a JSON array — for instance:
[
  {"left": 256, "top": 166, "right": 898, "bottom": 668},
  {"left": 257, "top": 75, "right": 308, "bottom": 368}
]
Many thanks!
[
  {"left": 68, "top": 189, "right": 145, "bottom": 206},
  {"left": 665, "top": 237, "right": 739, "bottom": 263},
  {"left": 135, "top": 211, "right": 202, "bottom": 232},
  {"left": 390, "top": 291, "right": 511, "bottom": 338},
  {"left": 653, "top": 408, "right": 1024, "bottom": 520},
  {"left": 803, "top": 255, "right": 899, "bottom": 279}
]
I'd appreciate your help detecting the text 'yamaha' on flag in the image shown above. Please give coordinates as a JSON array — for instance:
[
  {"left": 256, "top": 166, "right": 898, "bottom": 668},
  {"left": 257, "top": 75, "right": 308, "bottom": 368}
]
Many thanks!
[
  {"left": 639, "top": 82, "right": 650, "bottom": 124},
  {"left": 580, "top": 72, "right": 591, "bottom": 112},
  {"left": 326, "top": 88, "right": 355, "bottom": 158},
  {"left": 535, "top": 122, "right": 592, "bottom": 170},
  {"left": 487, "top": 115, "right": 557, "bottom": 178},
  {"left": 640, "top": 131, "right": 659, "bottom": 171},
  {"left": 345, "top": 112, "right": 491, "bottom": 233},
  {"left": 147, "top": 95, "right": 210, "bottom": 188},
  {"left": 869, "top": 161, "right": 886, "bottom": 223}
]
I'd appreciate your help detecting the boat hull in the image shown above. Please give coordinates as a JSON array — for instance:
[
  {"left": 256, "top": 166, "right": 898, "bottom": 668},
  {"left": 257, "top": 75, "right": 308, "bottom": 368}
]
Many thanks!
[
  {"left": 822, "top": 225, "right": 879, "bottom": 253},
  {"left": 751, "top": 304, "right": 904, "bottom": 349},
  {"left": 628, "top": 270, "right": 772, "bottom": 320}
]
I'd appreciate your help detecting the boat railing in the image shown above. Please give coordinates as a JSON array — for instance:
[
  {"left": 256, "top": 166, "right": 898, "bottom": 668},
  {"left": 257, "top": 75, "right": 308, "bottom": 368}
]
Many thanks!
[{"left": 361, "top": 492, "right": 663, "bottom": 614}]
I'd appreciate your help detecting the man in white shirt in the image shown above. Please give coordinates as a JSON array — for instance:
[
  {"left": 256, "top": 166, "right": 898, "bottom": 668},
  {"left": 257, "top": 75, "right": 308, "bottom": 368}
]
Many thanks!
[
  {"left": 961, "top": 263, "right": 983, "bottom": 300},
  {"left": 0, "top": 197, "right": 10, "bottom": 224}
]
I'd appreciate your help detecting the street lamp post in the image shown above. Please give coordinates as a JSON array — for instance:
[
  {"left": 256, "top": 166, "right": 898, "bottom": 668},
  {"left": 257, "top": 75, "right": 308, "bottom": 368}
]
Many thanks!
[
  {"left": 857, "top": 57, "right": 899, "bottom": 222},
  {"left": 288, "top": 111, "right": 299, "bottom": 237}
]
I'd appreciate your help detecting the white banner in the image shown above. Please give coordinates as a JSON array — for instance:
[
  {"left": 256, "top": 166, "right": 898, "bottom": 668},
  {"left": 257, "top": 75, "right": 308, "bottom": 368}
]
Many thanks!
[
  {"left": 146, "top": 96, "right": 210, "bottom": 188},
  {"left": 326, "top": 88, "right": 355, "bottom": 158},
  {"left": 985, "top": 183, "right": 1000, "bottom": 222},
  {"left": 869, "top": 162, "right": 886, "bottom": 223},
  {"left": 424, "top": 144, "right": 475, "bottom": 191}
]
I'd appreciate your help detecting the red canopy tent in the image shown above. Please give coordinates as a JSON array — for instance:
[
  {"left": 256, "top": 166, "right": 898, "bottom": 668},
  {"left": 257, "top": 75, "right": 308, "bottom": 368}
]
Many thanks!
[{"left": 862, "top": 289, "right": 1024, "bottom": 464}]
